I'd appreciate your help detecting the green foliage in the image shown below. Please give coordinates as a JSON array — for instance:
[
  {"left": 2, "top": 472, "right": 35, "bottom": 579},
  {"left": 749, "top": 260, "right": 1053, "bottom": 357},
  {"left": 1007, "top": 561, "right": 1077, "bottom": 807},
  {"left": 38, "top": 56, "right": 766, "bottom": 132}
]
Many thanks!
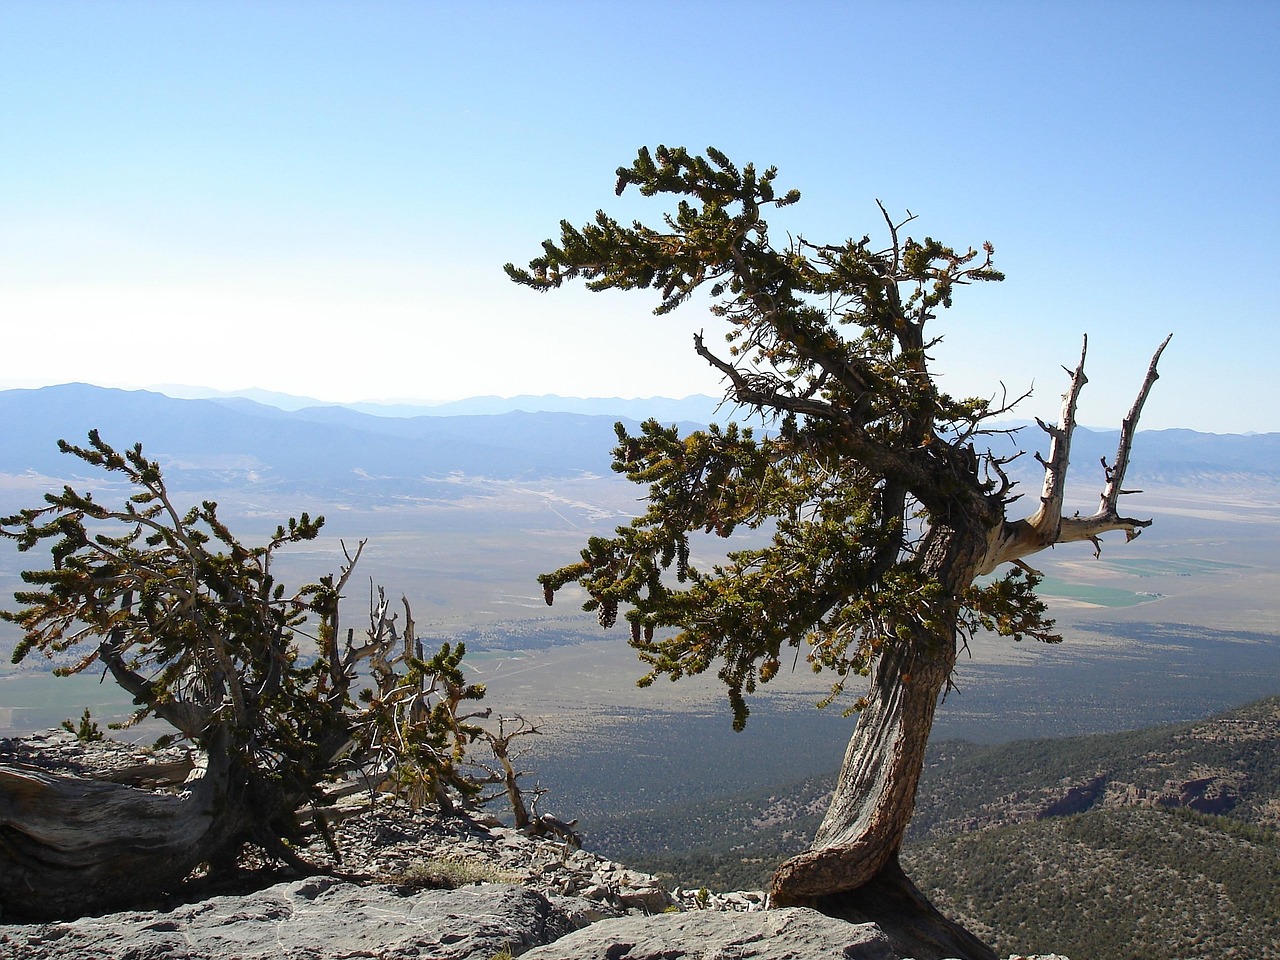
[
  {"left": 961, "top": 567, "right": 1058, "bottom": 645},
  {"left": 355, "top": 616, "right": 490, "bottom": 811},
  {"left": 1, "top": 431, "right": 338, "bottom": 800},
  {"left": 60, "top": 707, "right": 103, "bottom": 743},
  {"left": 0, "top": 432, "right": 531, "bottom": 858},
  {"left": 509, "top": 145, "right": 1047, "bottom": 728}
]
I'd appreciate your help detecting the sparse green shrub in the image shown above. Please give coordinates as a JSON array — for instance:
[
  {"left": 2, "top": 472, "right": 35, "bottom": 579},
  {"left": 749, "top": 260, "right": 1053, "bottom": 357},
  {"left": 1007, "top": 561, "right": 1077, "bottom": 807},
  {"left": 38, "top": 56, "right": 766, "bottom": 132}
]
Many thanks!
[{"left": 60, "top": 707, "right": 103, "bottom": 743}]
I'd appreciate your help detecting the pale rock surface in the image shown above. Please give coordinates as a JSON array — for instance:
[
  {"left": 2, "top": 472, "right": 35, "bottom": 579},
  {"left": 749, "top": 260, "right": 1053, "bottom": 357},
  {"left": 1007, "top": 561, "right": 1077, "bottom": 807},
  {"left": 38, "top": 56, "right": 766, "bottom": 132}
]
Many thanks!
[
  {"left": 0, "top": 733, "right": 1069, "bottom": 960},
  {"left": 522, "top": 907, "right": 901, "bottom": 960},
  {"left": 2, "top": 879, "right": 567, "bottom": 959}
]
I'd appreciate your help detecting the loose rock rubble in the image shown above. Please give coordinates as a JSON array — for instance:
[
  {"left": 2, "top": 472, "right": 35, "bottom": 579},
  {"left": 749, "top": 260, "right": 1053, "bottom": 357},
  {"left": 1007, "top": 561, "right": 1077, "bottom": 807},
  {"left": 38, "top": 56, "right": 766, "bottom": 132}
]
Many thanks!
[
  {"left": 297, "top": 795, "right": 770, "bottom": 918},
  {"left": 0, "top": 729, "right": 195, "bottom": 782},
  {"left": 300, "top": 800, "right": 684, "bottom": 925}
]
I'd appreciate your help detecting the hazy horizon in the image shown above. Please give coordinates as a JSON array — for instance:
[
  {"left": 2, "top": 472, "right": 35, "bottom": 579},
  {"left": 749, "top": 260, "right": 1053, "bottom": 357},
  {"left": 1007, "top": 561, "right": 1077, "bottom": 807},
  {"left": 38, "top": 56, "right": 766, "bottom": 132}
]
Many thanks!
[
  {"left": 0, "top": 379, "right": 1271, "bottom": 436},
  {"left": 2, "top": 4, "right": 1276, "bottom": 433}
]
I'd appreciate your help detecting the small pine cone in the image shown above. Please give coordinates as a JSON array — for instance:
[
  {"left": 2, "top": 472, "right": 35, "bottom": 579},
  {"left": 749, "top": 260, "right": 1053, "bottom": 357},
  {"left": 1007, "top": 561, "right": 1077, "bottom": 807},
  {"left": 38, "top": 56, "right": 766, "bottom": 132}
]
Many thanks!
[
  {"left": 644, "top": 623, "right": 654, "bottom": 642},
  {"left": 543, "top": 584, "right": 554, "bottom": 606},
  {"left": 598, "top": 599, "right": 618, "bottom": 629},
  {"left": 631, "top": 620, "right": 642, "bottom": 644}
]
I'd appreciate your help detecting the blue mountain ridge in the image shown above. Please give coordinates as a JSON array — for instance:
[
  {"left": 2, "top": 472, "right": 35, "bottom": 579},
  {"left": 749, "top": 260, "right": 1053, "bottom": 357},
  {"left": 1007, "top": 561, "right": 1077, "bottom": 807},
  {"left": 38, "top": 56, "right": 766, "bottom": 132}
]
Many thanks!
[
  {"left": 1, "top": 384, "right": 1276, "bottom": 503},
  {"left": 0, "top": 384, "right": 705, "bottom": 499}
]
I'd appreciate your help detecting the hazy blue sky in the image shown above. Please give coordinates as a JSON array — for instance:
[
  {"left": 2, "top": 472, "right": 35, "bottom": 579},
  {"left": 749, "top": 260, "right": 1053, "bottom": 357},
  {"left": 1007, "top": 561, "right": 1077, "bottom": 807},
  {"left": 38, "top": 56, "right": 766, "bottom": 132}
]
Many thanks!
[{"left": 1, "top": 2, "right": 1275, "bottom": 432}]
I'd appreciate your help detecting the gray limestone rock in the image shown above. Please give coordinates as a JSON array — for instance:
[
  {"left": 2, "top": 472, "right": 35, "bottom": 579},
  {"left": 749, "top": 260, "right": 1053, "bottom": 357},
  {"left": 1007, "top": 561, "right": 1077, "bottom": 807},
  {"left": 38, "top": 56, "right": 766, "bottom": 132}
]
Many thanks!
[
  {"left": 520, "top": 906, "right": 902, "bottom": 960},
  {"left": 0, "top": 735, "right": 1068, "bottom": 960},
  {"left": 1, "top": 878, "right": 571, "bottom": 960}
]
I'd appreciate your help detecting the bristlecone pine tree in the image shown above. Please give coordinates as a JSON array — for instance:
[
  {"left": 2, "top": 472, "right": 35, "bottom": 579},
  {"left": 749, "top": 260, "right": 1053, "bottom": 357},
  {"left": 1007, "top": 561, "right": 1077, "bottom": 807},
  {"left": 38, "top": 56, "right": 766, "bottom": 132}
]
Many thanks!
[
  {"left": 0, "top": 433, "right": 501, "bottom": 921},
  {"left": 506, "top": 145, "right": 1170, "bottom": 960}
]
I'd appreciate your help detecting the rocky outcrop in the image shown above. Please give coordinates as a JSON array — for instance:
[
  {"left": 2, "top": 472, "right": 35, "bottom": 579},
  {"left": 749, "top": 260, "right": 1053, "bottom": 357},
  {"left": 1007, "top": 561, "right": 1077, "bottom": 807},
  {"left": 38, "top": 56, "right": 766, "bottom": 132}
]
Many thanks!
[
  {"left": 0, "top": 795, "right": 679, "bottom": 959},
  {"left": 1, "top": 732, "right": 1070, "bottom": 960},
  {"left": 1034, "top": 776, "right": 1106, "bottom": 820},
  {"left": 935, "top": 769, "right": 1246, "bottom": 837},
  {"left": 1108, "top": 774, "right": 1240, "bottom": 816},
  {"left": 298, "top": 803, "right": 679, "bottom": 925},
  {"left": 522, "top": 908, "right": 901, "bottom": 960},
  {"left": 2, "top": 880, "right": 1071, "bottom": 960},
  {"left": 0, "top": 792, "right": 1070, "bottom": 960},
  {"left": 3, "top": 879, "right": 569, "bottom": 960}
]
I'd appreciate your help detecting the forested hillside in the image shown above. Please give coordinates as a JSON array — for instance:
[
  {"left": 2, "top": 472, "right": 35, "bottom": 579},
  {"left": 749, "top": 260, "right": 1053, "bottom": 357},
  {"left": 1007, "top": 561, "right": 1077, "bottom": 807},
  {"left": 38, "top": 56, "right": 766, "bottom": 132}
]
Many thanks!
[
  {"left": 907, "top": 807, "right": 1280, "bottom": 959},
  {"left": 595, "top": 696, "right": 1280, "bottom": 865},
  {"left": 603, "top": 696, "right": 1280, "bottom": 957}
]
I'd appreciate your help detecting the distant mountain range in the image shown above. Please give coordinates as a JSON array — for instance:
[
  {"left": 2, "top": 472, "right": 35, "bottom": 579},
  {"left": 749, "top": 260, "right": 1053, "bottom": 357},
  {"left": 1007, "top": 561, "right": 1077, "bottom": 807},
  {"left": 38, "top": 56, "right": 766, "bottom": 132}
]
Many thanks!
[
  {"left": 0, "top": 383, "right": 705, "bottom": 498},
  {"left": 148, "top": 383, "right": 732, "bottom": 423},
  {"left": 1, "top": 384, "right": 1277, "bottom": 504}
]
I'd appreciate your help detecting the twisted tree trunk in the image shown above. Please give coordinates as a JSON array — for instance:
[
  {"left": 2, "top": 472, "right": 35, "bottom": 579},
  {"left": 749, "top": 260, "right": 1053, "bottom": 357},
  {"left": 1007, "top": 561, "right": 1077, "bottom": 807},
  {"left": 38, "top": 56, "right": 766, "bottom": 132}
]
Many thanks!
[
  {"left": 771, "top": 633, "right": 993, "bottom": 959},
  {"left": 0, "top": 729, "right": 256, "bottom": 921},
  {"left": 770, "top": 338, "right": 1168, "bottom": 959},
  {"left": 772, "top": 524, "right": 996, "bottom": 960}
]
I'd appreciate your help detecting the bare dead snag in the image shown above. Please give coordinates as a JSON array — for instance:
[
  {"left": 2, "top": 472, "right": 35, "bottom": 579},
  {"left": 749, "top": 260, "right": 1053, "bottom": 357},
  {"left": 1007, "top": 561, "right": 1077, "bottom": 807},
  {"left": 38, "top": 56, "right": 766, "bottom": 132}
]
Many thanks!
[
  {"left": 978, "top": 335, "right": 1172, "bottom": 575},
  {"left": 0, "top": 729, "right": 252, "bottom": 921},
  {"left": 528, "top": 812, "right": 582, "bottom": 850},
  {"left": 473, "top": 715, "right": 542, "bottom": 829}
]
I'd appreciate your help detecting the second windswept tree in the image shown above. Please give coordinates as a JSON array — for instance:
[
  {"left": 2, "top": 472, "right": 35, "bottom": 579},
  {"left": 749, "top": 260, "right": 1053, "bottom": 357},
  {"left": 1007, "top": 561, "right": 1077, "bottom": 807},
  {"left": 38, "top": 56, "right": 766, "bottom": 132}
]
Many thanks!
[
  {"left": 0, "top": 433, "right": 523, "bottom": 921},
  {"left": 507, "top": 145, "right": 1169, "bottom": 960}
]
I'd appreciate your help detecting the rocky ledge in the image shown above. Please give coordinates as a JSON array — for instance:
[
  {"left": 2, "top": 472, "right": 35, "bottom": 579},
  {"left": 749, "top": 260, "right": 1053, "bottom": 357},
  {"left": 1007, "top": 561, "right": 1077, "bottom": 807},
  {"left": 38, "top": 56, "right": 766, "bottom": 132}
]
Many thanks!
[
  {"left": 0, "top": 802, "right": 1067, "bottom": 960},
  {"left": 1, "top": 732, "right": 1066, "bottom": 960}
]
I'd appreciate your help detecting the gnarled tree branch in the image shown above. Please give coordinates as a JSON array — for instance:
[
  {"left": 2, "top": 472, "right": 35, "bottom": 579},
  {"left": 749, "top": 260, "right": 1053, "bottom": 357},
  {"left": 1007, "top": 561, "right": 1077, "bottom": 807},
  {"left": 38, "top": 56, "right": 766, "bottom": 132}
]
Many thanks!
[{"left": 978, "top": 334, "right": 1172, "bottom": 574}]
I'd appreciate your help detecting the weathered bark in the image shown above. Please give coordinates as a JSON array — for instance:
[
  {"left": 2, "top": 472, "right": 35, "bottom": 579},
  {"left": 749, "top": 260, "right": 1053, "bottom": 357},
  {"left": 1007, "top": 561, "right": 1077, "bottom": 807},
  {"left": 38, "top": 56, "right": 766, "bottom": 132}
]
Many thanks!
[
  {"left": 772, "top": 338, "right": 1170, "bottom": 957},
  {"left": 772, "top": 524, "right": 992, "bottom": 958},
  {"left": 768, "top": 602, "right": 1009, "bottom": 958},
  {"left": 978, "top": 334, "right": 1171, "bottom": 576},
  {"left": 773, "top": 622, "right": 993, "bottom": 956},
  {"left": 0, "top": 733, "right": 256, "bottom": 921},
  {"left": 475, "top": 715, "right": 543, "bottom": 831},
  {"left": 772, "top": 633, "right": 956, "bottom": 904}
]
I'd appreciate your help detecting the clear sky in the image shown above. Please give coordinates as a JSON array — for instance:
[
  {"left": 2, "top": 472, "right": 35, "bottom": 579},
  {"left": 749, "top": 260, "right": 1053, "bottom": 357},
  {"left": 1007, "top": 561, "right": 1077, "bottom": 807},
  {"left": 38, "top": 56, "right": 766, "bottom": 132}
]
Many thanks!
[{"left": 1, "top": 1, "right": 1276, "bottom": 433}]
